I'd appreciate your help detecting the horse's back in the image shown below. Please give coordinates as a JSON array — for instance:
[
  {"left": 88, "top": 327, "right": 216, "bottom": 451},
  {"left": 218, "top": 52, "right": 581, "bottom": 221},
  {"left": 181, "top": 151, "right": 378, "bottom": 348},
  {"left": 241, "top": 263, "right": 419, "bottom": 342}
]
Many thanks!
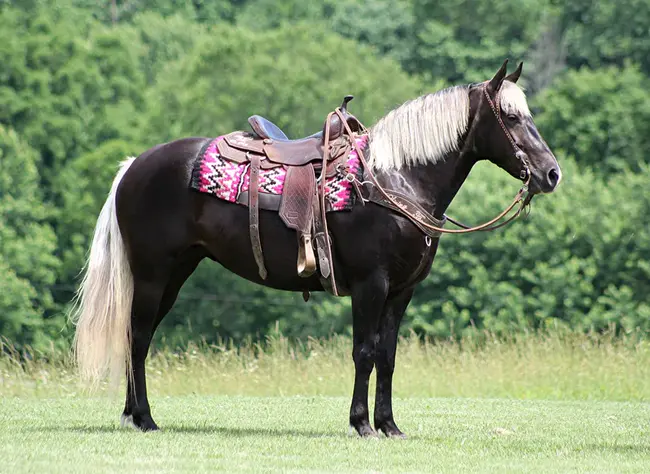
[{"left": 123, "top": 137, "right": 209, "bottom": 186}]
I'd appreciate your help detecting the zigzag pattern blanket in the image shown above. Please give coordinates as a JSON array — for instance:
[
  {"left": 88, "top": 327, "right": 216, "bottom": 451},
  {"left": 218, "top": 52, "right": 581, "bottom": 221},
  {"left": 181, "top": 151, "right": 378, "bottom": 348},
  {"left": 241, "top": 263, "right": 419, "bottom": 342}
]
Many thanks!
[{"left": 190, "top": 135, "right": 367, "bottom": 211}]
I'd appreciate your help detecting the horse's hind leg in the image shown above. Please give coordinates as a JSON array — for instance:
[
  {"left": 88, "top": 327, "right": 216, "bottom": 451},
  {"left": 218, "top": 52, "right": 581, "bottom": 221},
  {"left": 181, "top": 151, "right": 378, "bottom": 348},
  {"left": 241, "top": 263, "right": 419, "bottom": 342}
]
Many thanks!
[
  {"left": 153, "top": 249, "right": 205, "bottom": 332},
  {"left": 121, "top": 276, "right": 167, "bottom": 431},
  {"left": 121, "top": 250, "right": 204, "bottom": 431}
]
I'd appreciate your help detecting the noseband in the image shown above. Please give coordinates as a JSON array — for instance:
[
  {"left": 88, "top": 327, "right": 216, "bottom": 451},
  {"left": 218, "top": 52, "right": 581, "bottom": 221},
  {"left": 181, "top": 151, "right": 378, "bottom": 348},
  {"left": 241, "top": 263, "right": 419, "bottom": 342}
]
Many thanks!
[{"left": 335, "top": 84, "right": 533, "bottom": 237}]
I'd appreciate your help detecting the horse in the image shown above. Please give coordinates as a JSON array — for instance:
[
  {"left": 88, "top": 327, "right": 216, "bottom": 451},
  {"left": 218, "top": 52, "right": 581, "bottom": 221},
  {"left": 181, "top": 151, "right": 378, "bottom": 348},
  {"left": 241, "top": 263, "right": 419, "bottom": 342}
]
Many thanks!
[{"left": 72, "top": 60, "right": 561, "bottom": 438}]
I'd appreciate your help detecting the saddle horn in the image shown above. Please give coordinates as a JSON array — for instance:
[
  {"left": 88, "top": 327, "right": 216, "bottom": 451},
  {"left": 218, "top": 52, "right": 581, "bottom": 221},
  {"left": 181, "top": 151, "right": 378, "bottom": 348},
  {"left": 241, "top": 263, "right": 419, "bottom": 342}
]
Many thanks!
[
  {"left": 324, "top": 95, "right": 362, "bottom": 143},
  {"left": 340, "top": 95, "right": 354, "bottom": 112}
]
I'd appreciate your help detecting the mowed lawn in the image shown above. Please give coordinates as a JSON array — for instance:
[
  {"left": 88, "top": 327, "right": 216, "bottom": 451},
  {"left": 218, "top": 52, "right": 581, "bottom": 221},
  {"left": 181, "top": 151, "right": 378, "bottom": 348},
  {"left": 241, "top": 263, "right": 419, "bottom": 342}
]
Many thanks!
[
  {"left": 2, "top": 333, "right": 650, "bottom": 472},
  {"left": 1, "top": 396, "right": 649, "bottom": 473}
]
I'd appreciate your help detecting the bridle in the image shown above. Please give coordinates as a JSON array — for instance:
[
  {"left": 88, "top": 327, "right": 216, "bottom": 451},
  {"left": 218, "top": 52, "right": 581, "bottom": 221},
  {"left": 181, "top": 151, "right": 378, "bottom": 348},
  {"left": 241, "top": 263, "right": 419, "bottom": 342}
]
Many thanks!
[
  {"left": 482, "top": 85, "right": 531, "bottom": 182},
  {"left": 335, "top": 83, "right": 533, "bottom": 236},
  {"left": 446, "top": 85, "right": 533, "bottom": 232}
]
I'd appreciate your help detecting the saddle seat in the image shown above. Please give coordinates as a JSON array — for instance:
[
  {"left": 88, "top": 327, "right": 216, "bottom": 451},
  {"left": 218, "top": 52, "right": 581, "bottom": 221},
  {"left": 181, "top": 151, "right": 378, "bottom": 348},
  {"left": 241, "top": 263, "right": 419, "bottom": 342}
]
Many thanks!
[
  {"left": 248, "top": 115, "right": 323, "bottom": 143},
  {"left": 245, "top": 95, "right": 363, "bottom": 167}
]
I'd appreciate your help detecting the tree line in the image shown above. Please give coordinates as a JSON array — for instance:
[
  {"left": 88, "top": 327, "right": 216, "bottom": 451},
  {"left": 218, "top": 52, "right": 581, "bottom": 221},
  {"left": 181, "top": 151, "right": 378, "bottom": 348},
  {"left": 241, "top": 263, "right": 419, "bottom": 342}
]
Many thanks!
[{"left": 1, "top": 0, "right": 649, "bottom": 349}]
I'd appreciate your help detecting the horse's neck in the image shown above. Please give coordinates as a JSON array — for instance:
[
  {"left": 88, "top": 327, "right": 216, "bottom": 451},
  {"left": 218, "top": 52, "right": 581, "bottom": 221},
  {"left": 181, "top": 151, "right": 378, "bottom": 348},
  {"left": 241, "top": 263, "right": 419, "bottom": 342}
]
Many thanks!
[{"left": 376, "top": 150, "right": 477, "bottom": 219}]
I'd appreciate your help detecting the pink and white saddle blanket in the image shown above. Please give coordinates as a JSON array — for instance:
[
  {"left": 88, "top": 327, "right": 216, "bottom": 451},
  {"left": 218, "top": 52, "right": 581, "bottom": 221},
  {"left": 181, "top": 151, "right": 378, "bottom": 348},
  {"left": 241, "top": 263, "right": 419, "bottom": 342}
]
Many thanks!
[{"left": 190, "top": 134, "right": 367, "bottom": 211}]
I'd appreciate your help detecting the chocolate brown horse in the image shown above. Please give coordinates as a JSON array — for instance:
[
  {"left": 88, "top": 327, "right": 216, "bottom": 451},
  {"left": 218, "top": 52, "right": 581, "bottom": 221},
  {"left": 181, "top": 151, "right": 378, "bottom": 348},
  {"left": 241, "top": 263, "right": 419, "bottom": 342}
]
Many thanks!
[{"left": 73, "top": 61, "right": 561, "bottom": 437}]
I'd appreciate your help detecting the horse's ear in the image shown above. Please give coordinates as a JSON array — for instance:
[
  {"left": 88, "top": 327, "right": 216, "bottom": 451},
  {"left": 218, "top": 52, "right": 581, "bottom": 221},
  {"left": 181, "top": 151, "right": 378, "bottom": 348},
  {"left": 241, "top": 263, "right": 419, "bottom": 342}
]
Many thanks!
[
  {"left": 505, "top": 62, "right": 523, "bottom": 84},
  {"left": 487, "top": 59, "right": 509, "bottom": 93}
]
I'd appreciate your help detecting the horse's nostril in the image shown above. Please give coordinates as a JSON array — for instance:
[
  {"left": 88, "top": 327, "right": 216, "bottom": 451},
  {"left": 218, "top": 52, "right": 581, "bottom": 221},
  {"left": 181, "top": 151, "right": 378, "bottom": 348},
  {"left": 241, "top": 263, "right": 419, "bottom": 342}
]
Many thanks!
[{"left": 547, "top": 168, "right": 559, "bottom": 187}]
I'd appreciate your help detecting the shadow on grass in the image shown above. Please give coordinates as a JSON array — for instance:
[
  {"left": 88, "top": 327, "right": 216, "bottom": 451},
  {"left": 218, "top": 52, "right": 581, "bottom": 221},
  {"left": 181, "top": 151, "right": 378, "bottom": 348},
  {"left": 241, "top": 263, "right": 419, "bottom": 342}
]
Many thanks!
[
  {"left": 27, "top": 424, "right": 350, "bottom": 439},
  {"left": 165, "top": 425, "right": 346, "bottom": 438}
]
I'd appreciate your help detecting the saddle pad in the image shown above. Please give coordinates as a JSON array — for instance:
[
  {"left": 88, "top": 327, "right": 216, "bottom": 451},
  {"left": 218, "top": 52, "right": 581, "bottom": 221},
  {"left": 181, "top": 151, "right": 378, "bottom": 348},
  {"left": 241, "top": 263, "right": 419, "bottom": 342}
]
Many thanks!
[{"left": 190, "top": 134, "right": 368, "bottom": 211}]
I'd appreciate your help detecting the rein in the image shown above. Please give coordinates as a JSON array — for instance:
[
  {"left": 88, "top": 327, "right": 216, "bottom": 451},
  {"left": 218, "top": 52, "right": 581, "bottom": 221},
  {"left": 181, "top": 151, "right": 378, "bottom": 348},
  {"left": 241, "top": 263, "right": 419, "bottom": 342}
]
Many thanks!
[{"left": 329, "top": 84, "right": 533, "bottom": 237}]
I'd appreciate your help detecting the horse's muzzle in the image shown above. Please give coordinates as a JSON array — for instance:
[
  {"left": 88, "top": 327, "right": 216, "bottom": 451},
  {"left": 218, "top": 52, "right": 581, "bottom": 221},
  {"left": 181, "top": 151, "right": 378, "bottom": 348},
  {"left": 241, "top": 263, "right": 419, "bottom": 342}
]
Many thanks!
[{"left": 530, "top": 165, "right": 562, "bottom": 194}]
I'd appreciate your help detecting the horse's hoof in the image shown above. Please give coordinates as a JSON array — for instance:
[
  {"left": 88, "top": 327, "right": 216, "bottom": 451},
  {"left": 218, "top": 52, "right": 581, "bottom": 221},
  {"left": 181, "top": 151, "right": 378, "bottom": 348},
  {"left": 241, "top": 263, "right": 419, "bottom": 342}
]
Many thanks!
[
  {"left": 353, "top": 423, "right": 379, "bottom": 438},
  {"left": 377, "top": 421, "right": 407, "bottom": 439},
  {"left": 121, "top": 413, "right": 159, "bottom": 432},
  {"left": 385, "top": 430, "right": 407, "bottom": 439}
]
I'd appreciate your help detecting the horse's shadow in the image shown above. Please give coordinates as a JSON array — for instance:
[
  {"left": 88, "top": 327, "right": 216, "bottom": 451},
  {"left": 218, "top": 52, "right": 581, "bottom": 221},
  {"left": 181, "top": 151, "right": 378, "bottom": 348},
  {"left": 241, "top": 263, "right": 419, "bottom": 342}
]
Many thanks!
[
  {"left": 30, "top": 424, "right": 348, "bottom": 439},
  {"left": 156, "top": 425, "right": 343, "bottom": 439}
]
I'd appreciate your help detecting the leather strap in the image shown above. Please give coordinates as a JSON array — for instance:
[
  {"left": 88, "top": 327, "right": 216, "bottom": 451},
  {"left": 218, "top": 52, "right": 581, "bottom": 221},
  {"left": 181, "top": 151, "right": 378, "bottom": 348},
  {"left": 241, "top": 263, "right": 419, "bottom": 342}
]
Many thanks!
[
  {"left": 248, "top": 153, "right": 267, "bottom": 279},
  {"left": 237, "top": 191, "right": 281, "bottom": 211},
  {"left": 334, "top": 103, "right": 531, "bottom": 235},
  {"left": 369, "top": 188, "right": 446, "bottom": 239},
  {"left": 319, "top": 113, "right": 338, "bottom": 295},
  {"left": 312, "top": 192, "right": 330, "bottom": 279}
]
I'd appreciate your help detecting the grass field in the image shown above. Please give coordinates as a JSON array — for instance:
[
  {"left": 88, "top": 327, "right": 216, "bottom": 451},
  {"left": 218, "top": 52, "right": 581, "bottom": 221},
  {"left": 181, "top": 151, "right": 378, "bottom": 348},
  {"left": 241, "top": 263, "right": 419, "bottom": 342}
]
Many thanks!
[
  {"left": 2, "top": 332, "right": 650, "bottom": 472},
  {"left": 2, "top": 396, "right": 650, "bottom": 473}
]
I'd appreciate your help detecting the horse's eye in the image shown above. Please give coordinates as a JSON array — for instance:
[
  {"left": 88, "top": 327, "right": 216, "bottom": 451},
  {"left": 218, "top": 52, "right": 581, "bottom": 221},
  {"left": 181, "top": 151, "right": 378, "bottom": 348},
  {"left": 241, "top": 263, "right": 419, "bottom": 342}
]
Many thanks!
[{"left": 506, "top": 114, "right": 518, "bottom": 122}]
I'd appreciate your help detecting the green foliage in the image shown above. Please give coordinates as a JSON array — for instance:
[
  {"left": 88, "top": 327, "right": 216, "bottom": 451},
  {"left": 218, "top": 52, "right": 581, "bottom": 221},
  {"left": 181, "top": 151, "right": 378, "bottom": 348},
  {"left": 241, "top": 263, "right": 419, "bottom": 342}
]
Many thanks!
[
  {"left": 236, "top": 0, "right": 327, "bottom": 28},
  {"left": 128, "top": 13, "right": 210, "bottom": 85},
  {"left": 47, "top": 0, "right": 237, "bottom": 25},
  {"left": 0, "top": 127, "right": 60, "bottom": 348},
  {"left": 329, "top": 0, "right": 416, "bottom": 64},
  {"left": 0, "top": 5, "right": 145, "bottom": 182},
  {"left": 409, "top": 0, "right": 552, "bottom": 83},
  {"left": 560, "top": 0, "right": 650, "bottom": 74},
  {"left": 143, "top": 22, "right": 424, "bottom": 143},
  {"left": 238, "top": 0, "right": 416, "bottom": 63},
  {"left": 534, "top": 65, "right": 650, "bottom": 173},
  {"left": 56, "top": 140, "right": 141, "bottom": 286},
  {"left": 0, "top": 0, "right": 649, "bottom": 349},
  {"left": 408, "top": 159, "right": 650, "bottom": 338}
]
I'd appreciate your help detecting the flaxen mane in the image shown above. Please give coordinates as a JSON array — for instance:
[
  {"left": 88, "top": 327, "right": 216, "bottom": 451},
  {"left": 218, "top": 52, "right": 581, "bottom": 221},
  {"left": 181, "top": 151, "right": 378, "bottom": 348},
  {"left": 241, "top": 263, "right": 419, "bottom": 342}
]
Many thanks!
[{"left": 369, "top": 82, "right": 530, "bottom": 171}]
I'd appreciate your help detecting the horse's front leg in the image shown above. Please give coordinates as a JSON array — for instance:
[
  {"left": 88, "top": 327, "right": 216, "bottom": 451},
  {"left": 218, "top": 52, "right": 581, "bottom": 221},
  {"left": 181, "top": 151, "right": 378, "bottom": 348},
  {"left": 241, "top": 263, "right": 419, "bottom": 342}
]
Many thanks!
[
  {"left": 373, "top": 288, "right": 413, "bottom": 438},
  {"left": 349, "top": 275, "right": 389, "bottom": 437}
]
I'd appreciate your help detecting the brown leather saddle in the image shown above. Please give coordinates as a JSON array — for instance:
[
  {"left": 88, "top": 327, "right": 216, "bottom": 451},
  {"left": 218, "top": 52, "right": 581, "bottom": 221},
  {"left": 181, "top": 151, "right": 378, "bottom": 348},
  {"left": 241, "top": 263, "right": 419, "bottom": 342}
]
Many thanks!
[{"left": 216, "top": 96, "right": 364, "bottom": 292}]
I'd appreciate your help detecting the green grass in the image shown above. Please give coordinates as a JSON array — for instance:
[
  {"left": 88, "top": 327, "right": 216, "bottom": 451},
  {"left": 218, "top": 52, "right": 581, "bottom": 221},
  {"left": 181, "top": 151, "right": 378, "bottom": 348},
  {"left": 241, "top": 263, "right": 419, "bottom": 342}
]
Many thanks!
[
  {"left": 2, "top": 332, "right": 650, "bottom": 472},
  {"left": 3, "top": 331, "right": 650, "bottom": 400},
  {"left": 1, "top": 396, "right": 649, "bottom": 473}
]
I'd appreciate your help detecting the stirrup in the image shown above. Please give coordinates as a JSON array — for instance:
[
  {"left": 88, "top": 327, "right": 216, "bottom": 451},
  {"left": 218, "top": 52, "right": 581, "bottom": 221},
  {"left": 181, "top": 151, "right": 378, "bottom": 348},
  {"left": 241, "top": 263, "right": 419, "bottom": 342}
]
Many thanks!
[{"left": 297, "top": 233, "right": 317, "bottom": 277}]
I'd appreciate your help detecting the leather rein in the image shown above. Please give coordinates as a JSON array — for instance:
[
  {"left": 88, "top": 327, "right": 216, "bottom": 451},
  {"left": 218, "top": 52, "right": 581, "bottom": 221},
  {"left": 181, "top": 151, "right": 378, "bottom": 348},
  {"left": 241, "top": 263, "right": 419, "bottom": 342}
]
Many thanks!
[{"left": 329, "top": 84, "right": 533, "bottom": 238}]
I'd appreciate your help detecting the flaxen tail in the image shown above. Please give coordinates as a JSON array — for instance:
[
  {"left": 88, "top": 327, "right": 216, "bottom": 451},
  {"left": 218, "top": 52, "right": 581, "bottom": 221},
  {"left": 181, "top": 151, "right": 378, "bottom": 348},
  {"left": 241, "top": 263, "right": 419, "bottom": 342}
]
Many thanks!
[{"left": 71, "top": 157, "right": 136, "bottom": 387}]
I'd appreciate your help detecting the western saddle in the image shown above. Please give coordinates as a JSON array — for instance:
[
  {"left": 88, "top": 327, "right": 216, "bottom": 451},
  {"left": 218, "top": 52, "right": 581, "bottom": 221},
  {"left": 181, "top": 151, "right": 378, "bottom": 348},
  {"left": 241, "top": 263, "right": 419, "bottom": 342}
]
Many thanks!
[{"left": 216, "top": 96, "right": 365, "bottom": 295}]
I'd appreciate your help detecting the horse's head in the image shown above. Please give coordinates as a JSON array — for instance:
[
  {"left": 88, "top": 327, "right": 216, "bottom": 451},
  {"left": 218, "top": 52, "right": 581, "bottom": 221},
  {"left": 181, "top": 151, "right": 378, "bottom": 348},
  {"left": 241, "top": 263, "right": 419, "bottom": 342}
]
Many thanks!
[{"left": 469, "top": 60, "right": 561, "bottom": 194}]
